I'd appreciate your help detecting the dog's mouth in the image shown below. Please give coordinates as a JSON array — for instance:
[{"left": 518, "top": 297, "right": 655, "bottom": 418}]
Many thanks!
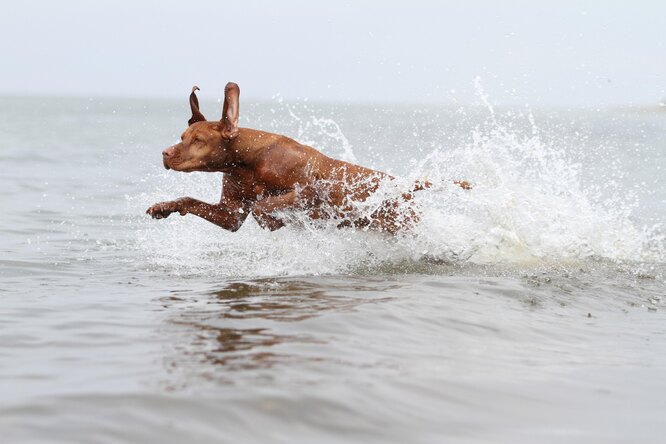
[{"left": 163, "top": 158, "right": 197, "bottom": 172}]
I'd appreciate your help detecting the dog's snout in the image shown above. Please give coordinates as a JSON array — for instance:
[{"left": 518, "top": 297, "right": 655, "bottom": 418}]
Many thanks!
[{"left": 162, "top": 146, "right": 176, "bottom": 170}]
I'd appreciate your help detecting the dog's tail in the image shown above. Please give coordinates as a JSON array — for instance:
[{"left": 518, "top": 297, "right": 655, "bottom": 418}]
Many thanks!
[
  {"left": 411, "top": 178, "right": 472, "bottom": 192},
  {"left": 401, "top": 178, "right": 471, "bottom": 202}
]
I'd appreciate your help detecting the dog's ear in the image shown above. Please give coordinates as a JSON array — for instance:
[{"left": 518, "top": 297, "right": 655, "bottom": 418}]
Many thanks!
[
  {"left": 220, "top": 82, "right": 240, "bottom": 140},
  {"left": 188, "top": 86, "right": 207, "bottom": 126}
]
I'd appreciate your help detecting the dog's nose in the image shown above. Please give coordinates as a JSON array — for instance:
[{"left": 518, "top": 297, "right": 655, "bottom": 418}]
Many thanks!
[{"left": 162, "top": 147, "right": 174, "bottom": 157}]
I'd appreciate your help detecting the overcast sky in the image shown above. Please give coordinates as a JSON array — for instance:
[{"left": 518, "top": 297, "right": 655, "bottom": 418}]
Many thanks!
[{"left": 1, "top": 0, "right": 664, "bottom": 106}]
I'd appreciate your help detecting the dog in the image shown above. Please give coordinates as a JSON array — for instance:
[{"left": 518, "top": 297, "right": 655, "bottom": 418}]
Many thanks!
[{"left": 146, "top": 83, "right": 470, "bottom": 234}]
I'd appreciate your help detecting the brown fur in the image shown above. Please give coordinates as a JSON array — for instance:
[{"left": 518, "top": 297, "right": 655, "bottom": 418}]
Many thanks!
[{"left": 146, "top": 83, "right": 470, "bottom": 234}]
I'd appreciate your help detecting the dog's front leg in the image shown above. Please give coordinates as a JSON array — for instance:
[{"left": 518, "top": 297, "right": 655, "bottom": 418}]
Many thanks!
[
  {"left": 146, "top": 197, "right": 249, "bottom": 232},
  {"left": 146, "top": 197, "right": 194, "bottom": 219}
]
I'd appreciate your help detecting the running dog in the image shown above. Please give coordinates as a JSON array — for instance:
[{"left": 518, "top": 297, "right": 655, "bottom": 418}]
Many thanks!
[{"left": 146, "top": 83, "right": 469, "bottom": 233}]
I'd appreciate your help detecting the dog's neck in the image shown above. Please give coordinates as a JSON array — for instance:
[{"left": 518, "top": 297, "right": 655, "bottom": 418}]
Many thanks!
[{"left": 217, "top": 128, "right": 282, "bottom": 172}]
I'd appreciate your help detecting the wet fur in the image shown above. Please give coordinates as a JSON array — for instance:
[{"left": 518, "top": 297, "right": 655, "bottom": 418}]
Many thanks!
[{"left": 146, "top": 83, "right": 469, "bottom": 234}]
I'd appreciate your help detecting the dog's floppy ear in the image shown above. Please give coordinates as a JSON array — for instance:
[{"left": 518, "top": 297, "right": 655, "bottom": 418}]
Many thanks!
[
  {"left": 188, "top": 86, "right": 207, "bottom": 126},
  {"left": 220, "top": 82, "right": 240, "bottom": 140}
]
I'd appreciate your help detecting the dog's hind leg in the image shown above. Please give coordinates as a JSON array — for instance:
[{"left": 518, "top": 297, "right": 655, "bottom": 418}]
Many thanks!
[
  {"left": 251, "top": 191, "right": 299, "bottom": 231},
  {"left": 252, "top": 185, "right": 323, "bottom": 231}
]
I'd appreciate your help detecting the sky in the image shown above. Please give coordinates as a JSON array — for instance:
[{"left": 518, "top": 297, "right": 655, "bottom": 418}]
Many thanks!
[{"left": 1, "top": 0, "right": 664, "bottom": 106}]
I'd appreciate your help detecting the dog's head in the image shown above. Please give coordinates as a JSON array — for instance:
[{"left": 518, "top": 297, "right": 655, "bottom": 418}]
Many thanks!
[{"left": 162, "top": 83, "right": 240, "bottom": 172}]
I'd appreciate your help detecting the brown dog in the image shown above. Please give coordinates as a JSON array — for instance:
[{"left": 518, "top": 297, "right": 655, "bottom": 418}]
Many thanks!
[{"left": 146, "top": 83, "right": 469, "bottom": 234}]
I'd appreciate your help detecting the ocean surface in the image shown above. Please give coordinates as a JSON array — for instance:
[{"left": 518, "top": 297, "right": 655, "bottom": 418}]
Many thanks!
[{"left": 1, "top": 93, "right": 665, "bottom": 443}]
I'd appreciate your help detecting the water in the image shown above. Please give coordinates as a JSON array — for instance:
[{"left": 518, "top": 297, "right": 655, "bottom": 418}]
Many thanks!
[{"left": 1, "top": 94, "right": 665, "bottom": 443}]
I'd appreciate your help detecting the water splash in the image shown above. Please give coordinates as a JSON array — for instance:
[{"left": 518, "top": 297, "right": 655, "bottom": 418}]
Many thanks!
[
  {"left": 128, "top": 97, "right": 666, "bottom": 278},
  {"left": 407, "top": 124, "right": 659, "bottom": 265},
  {"left": 474, "top": 76, "right": 497, "bottom": 125}
]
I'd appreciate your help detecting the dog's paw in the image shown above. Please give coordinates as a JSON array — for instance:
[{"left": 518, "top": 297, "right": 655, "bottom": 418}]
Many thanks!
[
  {"left": 146, "top": 202, "right": 174, "bottom": 219},
  {"left": 146, "top": 199, "right": 186, "bottom": 219}
]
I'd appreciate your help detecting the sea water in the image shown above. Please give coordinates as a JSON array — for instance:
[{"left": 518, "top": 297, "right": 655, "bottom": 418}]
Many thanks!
[{"left": 1, "top": 93, "right": 665, "bottom": 443}]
